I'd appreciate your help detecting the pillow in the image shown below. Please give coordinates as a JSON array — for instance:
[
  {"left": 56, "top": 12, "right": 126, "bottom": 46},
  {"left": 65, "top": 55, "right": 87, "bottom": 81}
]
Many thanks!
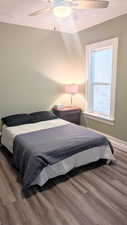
[
  {"left": 2, "top": 114, "right": 33, "bottom": 127},
  {"left": 30, "top": 111, "right": 57, "bottom": 122}
]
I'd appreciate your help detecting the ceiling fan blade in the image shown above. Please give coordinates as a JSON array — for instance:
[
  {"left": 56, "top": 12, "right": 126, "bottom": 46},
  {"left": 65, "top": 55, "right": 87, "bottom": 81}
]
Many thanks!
[
  {"left": 29, "top": 7, "right": 51, "bottom": 16},
  {"left": 72, "top": 0, "right": 109, "bottom": 9}
]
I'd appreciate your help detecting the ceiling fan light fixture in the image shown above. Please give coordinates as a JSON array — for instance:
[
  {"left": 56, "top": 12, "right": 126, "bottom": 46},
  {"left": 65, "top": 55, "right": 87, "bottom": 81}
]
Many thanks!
[
  {"left": 29, "top": 0, "right": 110, "bottom": 18},
  {"left": 53, "top": 5, "right": 72, "bottom": 18}
]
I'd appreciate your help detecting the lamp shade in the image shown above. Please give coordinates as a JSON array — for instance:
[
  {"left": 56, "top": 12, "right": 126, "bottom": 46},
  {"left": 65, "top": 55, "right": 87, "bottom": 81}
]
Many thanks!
[{"left": 65, "top": 84, "right": 79, "bottom": 94}]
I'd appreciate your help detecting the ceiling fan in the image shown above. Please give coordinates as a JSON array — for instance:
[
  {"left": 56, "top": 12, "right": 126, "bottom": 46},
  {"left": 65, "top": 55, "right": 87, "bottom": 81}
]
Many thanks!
[{"left": 29, "top": 0, "right": 109, "bottom": 18}]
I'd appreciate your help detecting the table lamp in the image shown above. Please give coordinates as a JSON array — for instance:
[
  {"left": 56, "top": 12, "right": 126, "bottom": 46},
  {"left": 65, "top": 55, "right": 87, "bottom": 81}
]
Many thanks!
[{"left": 65, "top": 84, "right": 79, "bottom": 105}]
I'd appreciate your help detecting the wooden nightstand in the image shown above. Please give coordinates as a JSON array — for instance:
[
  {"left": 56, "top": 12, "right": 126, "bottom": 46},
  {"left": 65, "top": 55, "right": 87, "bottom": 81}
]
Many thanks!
[{"left": 53, "top": 107, "right": 81, "bottom": 125}]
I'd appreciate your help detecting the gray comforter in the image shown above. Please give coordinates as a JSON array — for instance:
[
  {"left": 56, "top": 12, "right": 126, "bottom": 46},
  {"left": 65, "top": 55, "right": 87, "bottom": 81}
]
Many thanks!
[{"left": 13, "top": 123, "right": 113, "bottom": 190}]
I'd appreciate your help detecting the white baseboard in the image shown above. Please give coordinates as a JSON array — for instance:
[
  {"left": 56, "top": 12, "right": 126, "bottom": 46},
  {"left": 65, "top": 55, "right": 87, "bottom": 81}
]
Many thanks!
[
  {"left": 89, "top": 128, "right": 127, "bottom": 153},
  {"left": 106, "top": 134, "right": 127, "bottom": 153}
]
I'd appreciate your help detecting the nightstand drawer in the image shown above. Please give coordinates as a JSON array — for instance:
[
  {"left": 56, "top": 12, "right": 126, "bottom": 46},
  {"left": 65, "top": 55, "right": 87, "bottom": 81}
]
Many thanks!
[
  {"left": 59, "top": 109, "right": 80, "bottom": 116},
  {"left": 53, "top": 107, "right": 81, "bottom": 125},
  {"left": 62, "top": 114, "right": 80, "bottom": 125}
]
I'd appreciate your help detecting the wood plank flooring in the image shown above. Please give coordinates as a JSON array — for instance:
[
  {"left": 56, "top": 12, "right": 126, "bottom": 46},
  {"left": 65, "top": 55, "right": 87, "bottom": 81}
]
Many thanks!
[{"left": 0, "top": 144, "right": 127, "bottom": 225}]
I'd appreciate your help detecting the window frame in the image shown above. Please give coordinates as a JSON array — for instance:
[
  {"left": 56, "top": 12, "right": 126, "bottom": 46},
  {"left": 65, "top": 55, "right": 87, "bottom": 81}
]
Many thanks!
[{"left": 85, "top": 38, "right": 118, "bottom": 124}]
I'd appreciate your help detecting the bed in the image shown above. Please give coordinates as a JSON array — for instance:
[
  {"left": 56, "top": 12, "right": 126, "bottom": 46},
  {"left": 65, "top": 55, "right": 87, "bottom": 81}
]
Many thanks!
[{"left": 1, "top": 113, "right": 115, "bottom": 191}]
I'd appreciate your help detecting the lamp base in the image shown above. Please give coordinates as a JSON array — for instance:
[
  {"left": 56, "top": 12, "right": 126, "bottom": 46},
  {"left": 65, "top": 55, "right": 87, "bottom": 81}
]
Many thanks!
[{"left": 70, "top": 94, "right": 73, "bottom": 105}]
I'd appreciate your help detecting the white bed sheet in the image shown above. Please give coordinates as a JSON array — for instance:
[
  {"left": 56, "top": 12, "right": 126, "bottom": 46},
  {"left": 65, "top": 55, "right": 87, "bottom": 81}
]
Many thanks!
[
  {"left": 32, "top": 145, "right": 114, "bottom": 186},
  {"left": 1, "top": 119, "right": 69, "bottom": 153},
  {"left": 1, "top": 119, "right": 115, "bottom": 187}
]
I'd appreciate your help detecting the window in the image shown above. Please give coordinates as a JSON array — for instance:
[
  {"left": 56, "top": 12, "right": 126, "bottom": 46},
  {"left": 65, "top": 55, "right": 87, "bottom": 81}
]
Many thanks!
[{"left": 85, "top": 38, "right": 118, "bottom": 124}]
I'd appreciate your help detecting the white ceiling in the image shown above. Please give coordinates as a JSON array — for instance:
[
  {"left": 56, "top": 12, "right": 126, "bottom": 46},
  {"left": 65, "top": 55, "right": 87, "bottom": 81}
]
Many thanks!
[{"left": 0, "top": 0, "right": 127, "bottom": 33}]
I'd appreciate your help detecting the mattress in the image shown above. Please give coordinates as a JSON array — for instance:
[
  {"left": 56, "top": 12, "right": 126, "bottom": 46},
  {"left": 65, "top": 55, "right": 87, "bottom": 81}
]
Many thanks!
[{"left": 1, "top": 119, "right": 115, "bottom": 187}]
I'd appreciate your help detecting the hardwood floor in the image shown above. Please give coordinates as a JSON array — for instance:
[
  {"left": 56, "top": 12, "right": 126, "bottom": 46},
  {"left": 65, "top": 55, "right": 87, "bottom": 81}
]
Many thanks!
[{"left": 0, "top": 145, "right": 127, "bottom": 225}]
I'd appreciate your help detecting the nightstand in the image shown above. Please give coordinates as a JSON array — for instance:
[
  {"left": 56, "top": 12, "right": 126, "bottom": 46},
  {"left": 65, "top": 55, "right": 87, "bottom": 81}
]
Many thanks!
[{"left": 53, "top": 107, "right": 81, "bottom": 125}]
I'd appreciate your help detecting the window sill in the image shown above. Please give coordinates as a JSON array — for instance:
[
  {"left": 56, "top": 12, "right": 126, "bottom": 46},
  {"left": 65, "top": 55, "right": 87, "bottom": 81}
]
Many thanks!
[{"left": 83, "top": 112, "right": 115, "bottom": 125}]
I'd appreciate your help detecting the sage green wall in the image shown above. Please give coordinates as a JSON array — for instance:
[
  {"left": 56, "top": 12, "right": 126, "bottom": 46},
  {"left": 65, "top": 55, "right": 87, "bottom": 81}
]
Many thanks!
[
  {"left": 0, "top": 14, "right": 127, "bottom": 142},
  {"left": 0, "top": 22, "right": 85, "bottom": 128},
  {"left": 78, "top": 14, "right": 127, "bottom": 142}
]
